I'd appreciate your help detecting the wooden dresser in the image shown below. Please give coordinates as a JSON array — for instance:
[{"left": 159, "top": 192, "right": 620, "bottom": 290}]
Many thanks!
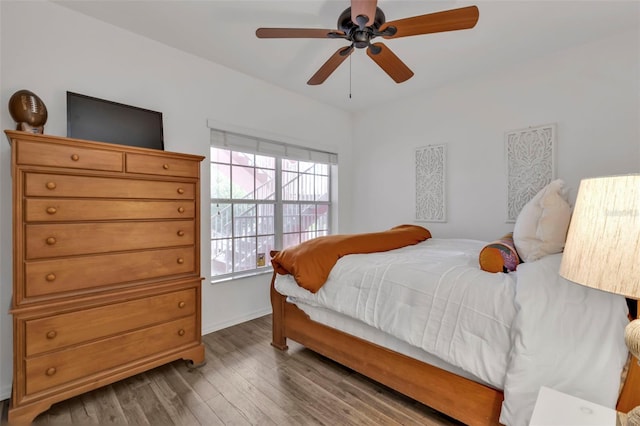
[{"left": 5, "top": 130, "right": 205, "bottom": 424}]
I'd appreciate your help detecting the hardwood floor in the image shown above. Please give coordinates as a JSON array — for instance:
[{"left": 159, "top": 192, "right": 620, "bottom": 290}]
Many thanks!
[{"left": 1, "top": 315, "right": 462, "bottom": 425}]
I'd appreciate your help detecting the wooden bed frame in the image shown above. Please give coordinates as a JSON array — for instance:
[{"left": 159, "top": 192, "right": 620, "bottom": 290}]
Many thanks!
[{"left": 270, "top": 272, "right": 640, "bottom": 426}]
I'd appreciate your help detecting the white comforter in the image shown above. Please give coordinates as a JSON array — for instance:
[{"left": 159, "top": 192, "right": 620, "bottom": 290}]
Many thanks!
[
  {"left": 500, "top": 253, "right": 629, "bottom": 425},
  {"left": 274, "top": 238, "right": 629, "bottom": 426}
]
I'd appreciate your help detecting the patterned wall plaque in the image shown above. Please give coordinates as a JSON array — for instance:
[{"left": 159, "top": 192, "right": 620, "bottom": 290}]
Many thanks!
[
  {"left": 505, "top": 123, "right": 556, "bottom": 222},
  {"left": 416, "top": 144, "right": 446, "bottom": 222}
]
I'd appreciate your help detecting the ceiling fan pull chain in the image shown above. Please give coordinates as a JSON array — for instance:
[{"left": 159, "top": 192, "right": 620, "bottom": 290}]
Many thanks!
[{"left": 349, "top": 54, "right": 352, "bottom": 99}]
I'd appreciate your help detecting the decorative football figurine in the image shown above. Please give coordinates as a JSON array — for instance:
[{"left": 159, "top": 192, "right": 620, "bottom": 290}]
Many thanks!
[{"left": 8, "top": 89, "right": 48, "bottom": 134}]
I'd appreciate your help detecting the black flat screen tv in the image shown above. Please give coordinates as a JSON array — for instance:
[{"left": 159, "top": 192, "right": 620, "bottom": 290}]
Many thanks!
[{"left": 66, "top": 91, "right": 164, "bottom": 150}]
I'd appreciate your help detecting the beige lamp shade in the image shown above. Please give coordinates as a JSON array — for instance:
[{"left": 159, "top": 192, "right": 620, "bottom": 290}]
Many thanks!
[
  {"left": 559, "top": 174, "right": 640, "bottom": 299},
  {"left": 561, "top": 175, "right": 640, "bottom": 426}
]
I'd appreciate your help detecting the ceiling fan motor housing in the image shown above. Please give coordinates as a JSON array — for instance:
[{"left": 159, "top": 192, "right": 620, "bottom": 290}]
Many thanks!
[{"left": 338, "top": 7, "right": 387, "bottom": 48}]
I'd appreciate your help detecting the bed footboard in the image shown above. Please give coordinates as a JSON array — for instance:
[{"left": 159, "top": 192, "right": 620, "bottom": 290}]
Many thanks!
[
  {"left": 269, "top": 271, "right": 503, "bottom": 426},
  {"left": 618, "top": 356, "right": 640, "bottom": 412},
  {"left": 618, "top": 300, "right": 640, "bottom": 413}
]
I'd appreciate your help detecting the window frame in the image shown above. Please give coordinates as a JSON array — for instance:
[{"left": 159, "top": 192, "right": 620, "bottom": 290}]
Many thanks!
[{"left": 210, "top": 145, "right": 334, "bottom": 283}]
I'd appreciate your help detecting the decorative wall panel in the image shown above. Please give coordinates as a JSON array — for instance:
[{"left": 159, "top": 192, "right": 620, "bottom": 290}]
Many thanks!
[
  {"left": 505, "top": 123, "right": 556, "bottom": 222},
  {"left": 416, "top": 144, "right": 446, "bottom": 222}
]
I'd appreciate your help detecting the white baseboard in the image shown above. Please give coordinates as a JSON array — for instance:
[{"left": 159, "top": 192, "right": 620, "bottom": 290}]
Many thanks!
[
  {"left": 201, "top": 307, "right": 271, "bottom": 335},
  {"left": 1, "top": 384, "right": 11, "bottom": 401}
]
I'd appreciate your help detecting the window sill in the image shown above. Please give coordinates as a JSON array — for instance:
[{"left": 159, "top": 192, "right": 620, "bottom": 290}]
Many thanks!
[{"left": 211, "top": 268, "right": 273, "bottom": 284}]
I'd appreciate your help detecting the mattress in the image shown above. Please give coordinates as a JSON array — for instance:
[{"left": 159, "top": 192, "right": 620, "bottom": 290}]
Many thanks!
[
  {"left": 275, "top": 238, "right": 517, "bottom": 389},
  {"left": 289, "top": 298, "right": 490, "bottom": 386}
]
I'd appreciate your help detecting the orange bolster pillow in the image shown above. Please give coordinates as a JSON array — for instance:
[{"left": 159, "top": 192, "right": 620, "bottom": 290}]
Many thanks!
[{"left": 478, "top": 232, "right": 521, "bottom": 273}]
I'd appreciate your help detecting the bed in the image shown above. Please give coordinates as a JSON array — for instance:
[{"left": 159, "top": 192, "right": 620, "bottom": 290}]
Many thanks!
[{"left": 268, "top": 227, "right": 640, "bottom": 426}]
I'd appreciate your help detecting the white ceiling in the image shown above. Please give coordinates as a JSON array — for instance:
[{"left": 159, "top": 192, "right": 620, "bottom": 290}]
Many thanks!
[{"left": 55, "top": 0, "right": 639, "bottom": 113}]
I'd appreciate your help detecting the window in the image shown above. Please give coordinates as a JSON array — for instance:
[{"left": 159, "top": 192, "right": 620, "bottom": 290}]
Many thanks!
[{"left": 210, "top": 130, "right": 337, "bottom": 280}]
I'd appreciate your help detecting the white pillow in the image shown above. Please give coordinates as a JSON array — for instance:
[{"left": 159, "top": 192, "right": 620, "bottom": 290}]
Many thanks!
[{"left": 513, "top": 179, "right": 571, "bottom": 262}]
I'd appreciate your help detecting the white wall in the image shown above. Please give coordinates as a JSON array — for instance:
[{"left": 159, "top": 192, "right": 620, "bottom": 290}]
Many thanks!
[
  {"left": 0, "top": 0, "right": 353, "bottom": 399},
  {"left": 0, "top": 0, "right": 8, "bottom": 404},
  {"left": 351, "top": 28, "right": 640, "bottom": 240}
]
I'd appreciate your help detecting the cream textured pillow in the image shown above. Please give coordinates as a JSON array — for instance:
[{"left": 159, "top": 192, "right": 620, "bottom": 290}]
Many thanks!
[{"left": 513, "top": 179, "right": 572, "bottom": 262}]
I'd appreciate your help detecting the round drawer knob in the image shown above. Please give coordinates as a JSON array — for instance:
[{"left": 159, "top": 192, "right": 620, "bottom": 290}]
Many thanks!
[
  {"left": 163, "top": 164, "right": 170, "bottom": 170},
  {"left": 177, "top": 207, "right": 185, "bottom": 213},
  {"left": 46, "top": 182, "right": 57, "bottom": 190},
  {"left": 46, "top": 330, "right": 57, "bottom": 339},
  {"left": 178, "top": 301, "right": 186, "bottom": 309},
  {"left": 177, "top": 258, "right": 184, "bottom": 265},
  {"left": 46, "top": 273, "right": 56, "bottom": 282},
  {"left": 71, "top": 154, "right": 79, "bottom": 161},
  {"left": 177, "top": 188, "right": 185, "bottom": 194},
  {"left": 46, "top": 237, "right": 57, "bottom": 245},
  {"left": 177, "top": 230, "right": 185, "bottom": 237},
  {"left": 178, "top": 329, "right": 185, "bottom": 337},
  {"left": 46, "top": 207, "right": 57, "bottom": 215},
  {"left": 46, "top": 367, "right": 57, "bottom": 376}
]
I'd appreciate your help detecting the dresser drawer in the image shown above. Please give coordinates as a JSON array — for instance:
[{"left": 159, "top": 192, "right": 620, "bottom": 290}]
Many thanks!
[
  {"left": 16, "top": 140, "right": 123, "bottom": 172},
  {"left": 126, "top": 153, "right": 199, "bottom": 178},
  {"left": 25, "top": 199, "right": 195, "bottom": 222},
  {"left": 25, "top": 221, "right": 195, "bottom": 259},
  {"left": 25, "top": 173, "right": 195, "bottom": 199},
  {"left": 25, "top": 315, "right": 196, "bottom": 395},
  {"left": 24, "top": 247, "right": 196, "bottom": 298},
  {"left": 24, "top": 288, "right": 196, "bottom": 356}
]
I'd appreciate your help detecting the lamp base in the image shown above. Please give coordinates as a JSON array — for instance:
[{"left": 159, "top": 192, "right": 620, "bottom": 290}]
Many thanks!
[
  {"left": 627, "top": 406, "right": 640, "bottom": 426},
  {"left": 623, "top": 319, "right": 640, "bottom": 426},
  {"left": 626, "top": 319, "right": 640, "bottom": 360}
]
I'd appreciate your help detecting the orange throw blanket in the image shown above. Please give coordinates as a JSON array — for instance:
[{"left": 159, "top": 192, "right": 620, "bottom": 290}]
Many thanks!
[{"left": 270, "top": 224, "right": 431, "bottom": 293}]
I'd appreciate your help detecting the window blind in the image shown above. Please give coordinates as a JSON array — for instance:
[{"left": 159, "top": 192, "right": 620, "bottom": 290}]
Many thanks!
[{"left": 210, "top": 129, "right": 338, "bottom": 165}]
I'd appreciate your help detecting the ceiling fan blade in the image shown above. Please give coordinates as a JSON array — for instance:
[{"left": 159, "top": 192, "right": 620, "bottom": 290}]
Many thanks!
[
  {"left": 366, "top": 43, "right": 414, "bottom": 83},
  {"left": 381, "top": 5, "right": 479, "bottom": 39},
  {"left": 308, "top": 46, "right": 354, "bottom": 85},
  {"left": 351, "top": 0, "right": 378, "bottom": 27},
  {"left": 256, "top": 28, "right": 345, "bottom": 39}
]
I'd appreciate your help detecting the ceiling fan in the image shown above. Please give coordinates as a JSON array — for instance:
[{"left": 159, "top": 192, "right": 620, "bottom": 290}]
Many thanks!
[{"left": 256, "top": 0, "right": 479, "bottom": 85}]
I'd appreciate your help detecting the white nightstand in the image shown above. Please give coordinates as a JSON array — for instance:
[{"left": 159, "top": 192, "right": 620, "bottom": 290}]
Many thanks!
[{"left": 530, "top": 386, "right": 626, "bottom": 426}]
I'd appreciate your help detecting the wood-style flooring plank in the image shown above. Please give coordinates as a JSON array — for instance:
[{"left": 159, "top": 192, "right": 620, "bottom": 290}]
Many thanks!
[
  {"left": 173, "top": 359, "right": 221, "bottom": 402},
  {"left": 34, "top": 399, "right": 72, "bottom": 425},
  {"left": 80, "top": 384, "right": 128, "bottom": 425},
  {"left": 200, "top": 350, "right": 286, "bottom": 425},
  {"left": 146, "top": 369, "right": 201, "bottom": 426},
  {"left": 69, "top": 393, "right": 100, "bottom": 424},
  {"left": 284, "top": 356, "right": 404, "bottom": 425},
  {"left": 111, "top": 378, "right": 153, "bottom": 425},
  {"left": 0, "top": 399, "right": 8, "bottom": 425},
  {"left": 339, "top": 370, "right": 455, "bottom": 425},
  {"left": 213, "top": 332, "right": 364, "bottom": 426},
  {"left": 204, "top": 394, "right": 249, "bottom": 426},
  {"left": 205, "top": 336, "right": 324, "bottom": 425},
  {"left": 206, "top": 338, "right": 329, "bottom": 425},
  {"left": 155, "top": 363, "right": 221, "bottom": 425}
]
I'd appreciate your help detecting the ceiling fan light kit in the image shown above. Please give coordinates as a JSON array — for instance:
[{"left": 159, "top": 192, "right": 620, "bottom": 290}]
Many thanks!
[{"left": 256, "top": 0, "right": 479, "bottom": 85}]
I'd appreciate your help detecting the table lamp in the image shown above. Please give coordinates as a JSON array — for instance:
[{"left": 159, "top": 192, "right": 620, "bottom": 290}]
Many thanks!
[{"left": 559, "top": 174, "right": 640, "bottom": 425}]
